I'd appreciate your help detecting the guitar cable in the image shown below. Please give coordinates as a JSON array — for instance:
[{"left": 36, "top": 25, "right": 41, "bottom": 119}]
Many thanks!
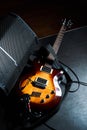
[
  {"left": 58, "top": 60, "right": 87, "bottom": 92},
  {"left": 59, "top": 60, "right": 80, "bottom": 93}
]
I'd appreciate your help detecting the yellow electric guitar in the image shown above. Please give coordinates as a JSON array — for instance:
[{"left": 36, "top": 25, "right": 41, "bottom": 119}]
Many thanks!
[{"left": 19, "top": 19, "right": 71, "bottom": 111}]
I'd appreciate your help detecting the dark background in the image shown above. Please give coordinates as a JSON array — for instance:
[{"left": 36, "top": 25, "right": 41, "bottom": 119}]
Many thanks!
[{"left": 0, "top": 0, "right": 87, "bottom": 37}]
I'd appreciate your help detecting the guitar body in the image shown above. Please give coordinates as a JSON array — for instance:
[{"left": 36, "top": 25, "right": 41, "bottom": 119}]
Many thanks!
[
  {"left": 18, "top": 19, "right": 71, "bottom": 112},
  {"left": 19, "top": 60, "right": 62, "bottom": 111}
]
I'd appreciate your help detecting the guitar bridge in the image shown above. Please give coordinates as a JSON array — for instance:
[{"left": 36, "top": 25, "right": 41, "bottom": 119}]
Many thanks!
[{"left": 32, "top": 77, "right": 48, "bottom": 89}]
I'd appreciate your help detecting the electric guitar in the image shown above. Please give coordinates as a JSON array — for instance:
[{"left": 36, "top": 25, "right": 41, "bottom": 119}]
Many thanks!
[{"left": 19, "top": 19, "right": 72, "bottom": 111}]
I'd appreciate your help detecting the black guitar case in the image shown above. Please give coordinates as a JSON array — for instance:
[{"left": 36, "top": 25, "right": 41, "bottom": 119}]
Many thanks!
[
  {"left": 0, "top": 13, "right": 39, "bottom": 96},
  {"left": 0, "top": 13, "right": 71, "bottom": 130}
]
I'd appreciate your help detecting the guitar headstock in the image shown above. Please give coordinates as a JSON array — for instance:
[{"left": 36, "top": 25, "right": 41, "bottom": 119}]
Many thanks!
[{"left": 62, "top": 18, "right": 73, "bottom": 29}]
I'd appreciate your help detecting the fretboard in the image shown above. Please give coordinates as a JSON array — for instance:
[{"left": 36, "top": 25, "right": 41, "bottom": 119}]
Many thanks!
[{"left": 47, "top": 20, "right": 67, "bottom": 61}]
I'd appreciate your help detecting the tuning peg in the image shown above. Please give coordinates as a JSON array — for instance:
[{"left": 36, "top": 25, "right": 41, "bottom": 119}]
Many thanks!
[
  {"left": 62, "top": 18, "right": 67, "bottom": 25},
  {"left": 67, "top": 19, "right": 73, "bottom": 28},
  {"left": 61, "top": 18, "right": 73, "bottom": 28}
]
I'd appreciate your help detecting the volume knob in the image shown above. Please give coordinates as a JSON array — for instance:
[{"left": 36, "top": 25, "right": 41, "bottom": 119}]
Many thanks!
[
  {"left": 40, "top": 99, "right": 44, "bottom": 103},
  {"left": 46, "top": 94, "right": 50, "bottom": 98},
  {"left": 51, "top": 90, "right": 55, "bottom": 94}
]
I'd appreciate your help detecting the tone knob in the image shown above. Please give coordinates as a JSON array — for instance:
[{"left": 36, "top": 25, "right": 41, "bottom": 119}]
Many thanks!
[
  {"left": 51, "top": 90, "right": 55, "bottom": 94},
  {"left": 40, "top": 99, "right": 44, "bottom": 103},
  {"left": 46, "top": 94, "right": 50, "bottom": 98}
]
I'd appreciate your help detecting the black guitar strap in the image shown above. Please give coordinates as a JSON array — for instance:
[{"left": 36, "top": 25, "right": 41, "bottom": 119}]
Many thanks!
[
  {"left": 45, "top": 44, "right": 57, "bottom": 59},
  {"left": 44, "top": 43, "right": 72, "bottom": 91},
  {"left": 44, "top": 43, "right": 62, "bottom": 69}
]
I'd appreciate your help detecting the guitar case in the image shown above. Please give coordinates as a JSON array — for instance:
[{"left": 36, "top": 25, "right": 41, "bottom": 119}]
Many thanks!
[
  {"left": 0, "top": 13, "right": 71, "bottom": 129},
  {"left": 0, "top": 13, "right": 39, "bottom": 96}
]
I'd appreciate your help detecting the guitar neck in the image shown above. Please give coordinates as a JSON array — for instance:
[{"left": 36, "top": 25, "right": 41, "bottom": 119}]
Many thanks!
[
  {"left": 47, "top": 21, "right": 66, "bottom": 61},
  {"left": 53, "top": 25, "right": 66, "bottom": 54}
]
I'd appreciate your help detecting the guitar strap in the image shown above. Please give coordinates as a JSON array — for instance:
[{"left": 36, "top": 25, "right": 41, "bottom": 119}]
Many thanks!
[
  {"left": 45, "top": 44, "right": 57, "bottom": 59},
  {"left": 44, "top": 43, "right": 62, "bottom": 69}
]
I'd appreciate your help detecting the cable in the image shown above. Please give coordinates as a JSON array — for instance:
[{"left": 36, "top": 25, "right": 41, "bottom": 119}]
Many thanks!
[
  {"left": 53, "top": 57, "right": 80, "bottom": 92},
  {"left": 59, "top": 60, "right": 87, "bottom": 92},
  {"left": 72, "top": 81, "right": 87, "bottom": 86}
]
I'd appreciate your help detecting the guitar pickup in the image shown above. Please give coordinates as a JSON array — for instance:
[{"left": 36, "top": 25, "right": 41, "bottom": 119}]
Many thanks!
[
  {"left": 32, "top": 77, "right": 48, "bottom": 89},
  {"left": 40, "top": 65, "right": 53, "bottom": 74}
]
